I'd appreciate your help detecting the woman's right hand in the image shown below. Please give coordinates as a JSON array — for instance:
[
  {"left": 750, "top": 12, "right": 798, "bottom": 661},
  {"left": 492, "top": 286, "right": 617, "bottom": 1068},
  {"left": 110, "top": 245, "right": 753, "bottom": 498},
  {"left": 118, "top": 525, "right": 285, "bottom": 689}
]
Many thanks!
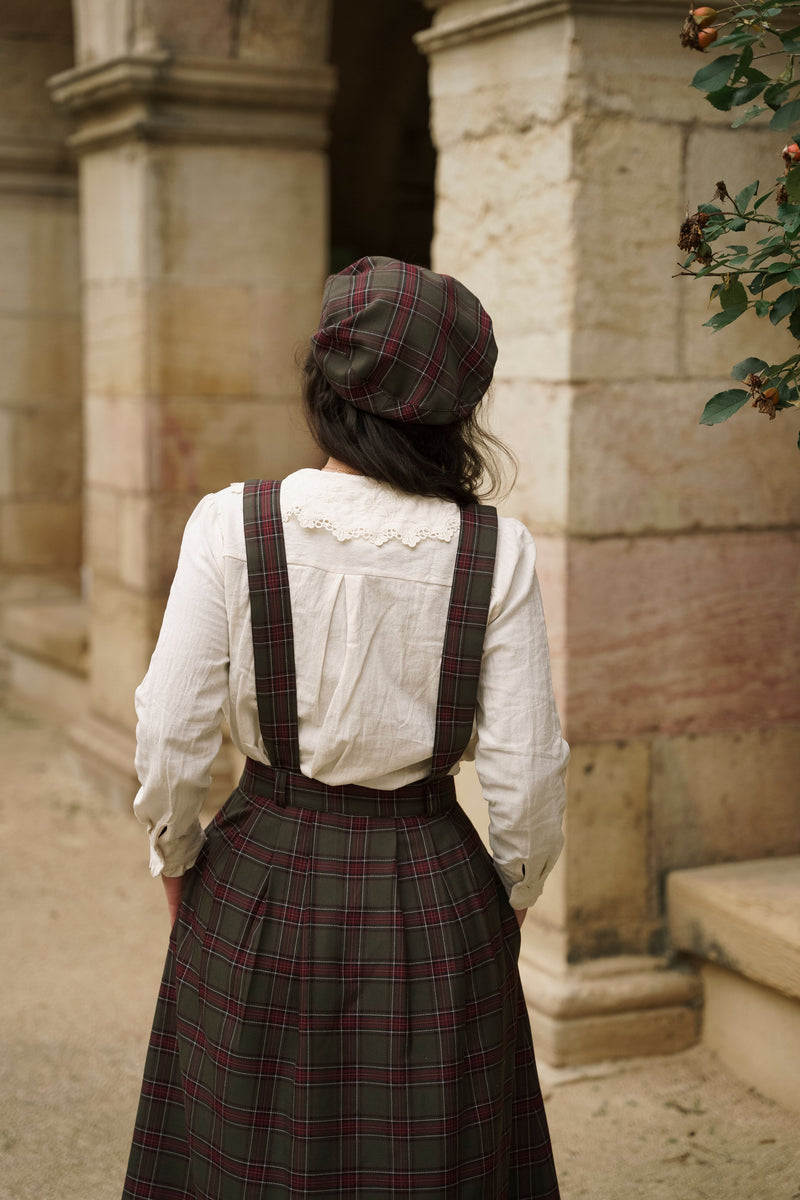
[{"left": 162, "top": 873, "right": 186, "bottom": 927}]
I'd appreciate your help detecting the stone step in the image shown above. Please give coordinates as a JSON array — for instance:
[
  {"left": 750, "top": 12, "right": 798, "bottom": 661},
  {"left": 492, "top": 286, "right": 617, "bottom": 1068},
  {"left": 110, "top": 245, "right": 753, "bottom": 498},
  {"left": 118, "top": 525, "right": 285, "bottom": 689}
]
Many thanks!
[
  {"left": 3, "top": 592, "right": 88, "bottom": 677},
  {"left": 1, "top": 585, "right": 89, "bottom": 720},
  {"left": 667, "top": 857, "right": 800, "bottom": 1113}
]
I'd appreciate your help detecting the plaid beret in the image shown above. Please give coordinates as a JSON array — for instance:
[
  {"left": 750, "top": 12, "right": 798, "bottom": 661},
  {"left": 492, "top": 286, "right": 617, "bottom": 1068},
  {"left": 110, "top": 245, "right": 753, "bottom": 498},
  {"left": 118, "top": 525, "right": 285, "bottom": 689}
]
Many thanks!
[{"left": 310, "top": 256, "right": 497, "bottom": 425}]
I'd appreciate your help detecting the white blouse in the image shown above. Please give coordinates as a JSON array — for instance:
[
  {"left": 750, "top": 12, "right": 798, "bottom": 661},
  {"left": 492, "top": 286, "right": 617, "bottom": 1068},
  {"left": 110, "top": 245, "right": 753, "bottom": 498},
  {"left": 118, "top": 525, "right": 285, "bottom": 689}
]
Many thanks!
[{"left": 133, "top": 468, "right": 569, "bottom": 909}]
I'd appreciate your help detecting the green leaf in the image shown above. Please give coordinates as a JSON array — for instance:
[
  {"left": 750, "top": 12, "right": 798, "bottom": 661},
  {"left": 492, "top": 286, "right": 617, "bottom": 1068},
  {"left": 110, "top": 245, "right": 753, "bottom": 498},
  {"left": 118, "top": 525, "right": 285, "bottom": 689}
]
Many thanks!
[
  {"left": 706, "top": 86, "right": 737, "bottom": 112},
  {"left": 753, "top": 190, "right": 775, "bottom": 211},
  {"left": 731, "top": 356, "right": 769, "bottom": 380},
  {"left": 713, "top": 31, "right": 759, "bottom": 49},
  {"left": 691, "top": 56, "right": 740, "bottom": 94},
  {"left": 720, "top": 279, "right": 748, "bottom": 309},
  {"left": 770, "top": 99, "right": 800, "bottom": 131},
  {"left": 755, "top": 298, "right": 771, "bottom": 316},
  {"left": 731, "top": 82, "right": 768, "bottom": 107},
  {"left": 734, "top": 181, "right": 759, "bottom": 212},
  {"left": 738, "top": 46, "right": 755, "bottom": 75},
  {"left": 787, "top": 268, "right": 800, "bottom": 284},
  {"left": 752, "top": 244, "right": 786, "bottom": 263},
  {"left": 699, "top": 389, "right": 750, "bottom": 425},
  {"left": 777, "top": 202, "right": 800, "bottom": 217},
  {"left": 786, "top": 167, "right": 800, "bottom": 204},
  {"left": 764, "top": 81, "right": 791, "bottom": 111},
  {"left": 769, "top": 288, "right": 800, "bottom": 324},
  {"left": 729, "top": 217, "right": 747, "bottom": 231},
  {"left": 790, "top": 308, "right": 800, "bottom": 338},
  {"left": 704, "top": 306, "right": 748, "bottom": 330},
  {"left": 780, "top": 37, "right": 800, "bottom": 52},
  {"left": 739, "top": 68, "right": 771, "bottom": 86},
  {"left": 780, "top": 23, "right": 800, "bottom": 42},
  {"left": 732, "top": 104, "right": 767, "bottom": 127},
  {"left": 766, "top": 260, "right": 791, "bottom": 274}
]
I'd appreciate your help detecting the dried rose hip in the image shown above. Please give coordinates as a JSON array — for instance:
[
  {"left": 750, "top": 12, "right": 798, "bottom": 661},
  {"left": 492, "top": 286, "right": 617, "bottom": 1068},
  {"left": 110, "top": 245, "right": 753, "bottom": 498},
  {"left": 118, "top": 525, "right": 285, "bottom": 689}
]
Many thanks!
[
  {"left": 697, "top": 27, "right": 719, "bottom": 48},
  {"left": 693, "top": 6, "right": 717, "bottom": 28}
]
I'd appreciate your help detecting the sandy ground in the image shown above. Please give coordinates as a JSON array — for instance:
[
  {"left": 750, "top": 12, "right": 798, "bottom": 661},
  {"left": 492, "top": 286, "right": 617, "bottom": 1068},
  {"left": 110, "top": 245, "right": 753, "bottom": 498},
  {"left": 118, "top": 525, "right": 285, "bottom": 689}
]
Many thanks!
[{"left": 1, "top": 697, "right": 798, "bottom": 1200}]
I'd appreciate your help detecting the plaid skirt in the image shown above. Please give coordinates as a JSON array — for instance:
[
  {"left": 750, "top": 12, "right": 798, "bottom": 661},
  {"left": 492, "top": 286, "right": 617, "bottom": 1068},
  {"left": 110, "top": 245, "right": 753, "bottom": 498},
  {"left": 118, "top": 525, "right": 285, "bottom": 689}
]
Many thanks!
[{"left": 123, "top": 770, "right": 559, "bottom": 1199}]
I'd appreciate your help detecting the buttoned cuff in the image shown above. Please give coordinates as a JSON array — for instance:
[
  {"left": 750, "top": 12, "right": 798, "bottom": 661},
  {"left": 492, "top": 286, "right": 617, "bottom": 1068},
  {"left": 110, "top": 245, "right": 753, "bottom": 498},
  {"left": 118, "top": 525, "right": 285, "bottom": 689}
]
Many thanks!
[{"left": 147, "top": 820, "right": 206, "bottom": 878}]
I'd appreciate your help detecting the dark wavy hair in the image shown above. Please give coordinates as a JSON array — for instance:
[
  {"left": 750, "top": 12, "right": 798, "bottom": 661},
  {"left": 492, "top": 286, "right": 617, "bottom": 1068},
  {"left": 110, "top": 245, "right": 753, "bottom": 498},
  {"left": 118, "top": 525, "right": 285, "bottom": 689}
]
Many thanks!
[{"left": 300, "top": 352, "right": 516, "bottom": 507}]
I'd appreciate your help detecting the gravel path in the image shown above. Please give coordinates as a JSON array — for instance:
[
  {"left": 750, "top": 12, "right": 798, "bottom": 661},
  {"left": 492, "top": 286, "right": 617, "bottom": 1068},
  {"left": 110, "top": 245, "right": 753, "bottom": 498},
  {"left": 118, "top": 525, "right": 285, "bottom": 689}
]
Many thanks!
[{"left": 1, "top": 698, "right": 798, "bottom": 1200}]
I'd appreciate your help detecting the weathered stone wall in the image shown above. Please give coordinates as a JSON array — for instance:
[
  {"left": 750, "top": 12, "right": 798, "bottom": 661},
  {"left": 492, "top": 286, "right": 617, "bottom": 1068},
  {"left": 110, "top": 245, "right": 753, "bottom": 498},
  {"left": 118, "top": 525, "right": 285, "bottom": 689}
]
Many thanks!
[
  {"left": 48, "top": 0, "right": 333, "bottom": 789},
  {"left": 422, "top": 0, "right": 799, "bottom": 1060},
  {"left": 0, "top": 2, "right": 81, "bottom": 581}
]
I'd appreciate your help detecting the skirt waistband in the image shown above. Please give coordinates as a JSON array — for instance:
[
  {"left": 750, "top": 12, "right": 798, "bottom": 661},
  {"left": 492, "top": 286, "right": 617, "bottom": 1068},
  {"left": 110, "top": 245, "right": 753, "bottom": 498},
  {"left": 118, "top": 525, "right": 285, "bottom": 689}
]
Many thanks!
[{"left": 240, "top": 758, "right": 457, "bottom": 817}]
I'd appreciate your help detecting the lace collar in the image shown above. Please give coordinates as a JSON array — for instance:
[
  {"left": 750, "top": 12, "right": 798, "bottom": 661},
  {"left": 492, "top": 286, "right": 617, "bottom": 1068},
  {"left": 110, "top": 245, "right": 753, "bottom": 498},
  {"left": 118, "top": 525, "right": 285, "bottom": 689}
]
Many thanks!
[{"left": 280, "top": 469, "right": 460, "bottom": 547}]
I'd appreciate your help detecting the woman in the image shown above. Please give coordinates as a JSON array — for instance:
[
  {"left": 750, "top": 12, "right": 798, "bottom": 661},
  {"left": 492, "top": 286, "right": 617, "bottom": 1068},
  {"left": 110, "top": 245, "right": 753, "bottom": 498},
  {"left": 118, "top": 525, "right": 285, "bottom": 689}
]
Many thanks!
[{"left": 123, "top": 256, "right": 569, "bottom": 1199}]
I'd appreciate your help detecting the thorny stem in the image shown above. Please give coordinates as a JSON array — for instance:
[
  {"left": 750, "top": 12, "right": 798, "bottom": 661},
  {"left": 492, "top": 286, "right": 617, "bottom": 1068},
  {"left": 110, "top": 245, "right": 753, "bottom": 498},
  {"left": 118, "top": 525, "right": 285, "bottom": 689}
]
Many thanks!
[
  {"left": 752, "top": 49, "right": 798, "bottom": 60},
  {"left": 673, "top": 267, "right": 764, "bottom": 276},
  {"left": 676, "top": 259, "right": 800, "bottom": 275},
  {"left": 704, "top": 209, "right": 794, "bottom": 225}
]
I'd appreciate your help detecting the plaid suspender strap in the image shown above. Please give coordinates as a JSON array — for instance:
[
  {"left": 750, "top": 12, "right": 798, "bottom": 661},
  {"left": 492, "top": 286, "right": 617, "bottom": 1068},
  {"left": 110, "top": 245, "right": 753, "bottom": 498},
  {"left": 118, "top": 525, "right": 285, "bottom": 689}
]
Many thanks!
[
  {"left": 243, "top": 479, "right": 498, "bottom": 783},
  {"left": 429, "top": 502, "right": 498, "bottom": 776},
  {"left": 243, "top": 480, "right": 301, "bottom": 772}
]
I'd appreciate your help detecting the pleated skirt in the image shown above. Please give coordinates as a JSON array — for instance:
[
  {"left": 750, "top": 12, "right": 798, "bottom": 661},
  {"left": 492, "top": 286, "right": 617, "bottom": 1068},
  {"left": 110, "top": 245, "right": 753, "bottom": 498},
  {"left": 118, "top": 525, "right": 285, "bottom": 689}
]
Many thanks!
[{"left": 122, "top": 778, "right": 560, "bottom": 1199}]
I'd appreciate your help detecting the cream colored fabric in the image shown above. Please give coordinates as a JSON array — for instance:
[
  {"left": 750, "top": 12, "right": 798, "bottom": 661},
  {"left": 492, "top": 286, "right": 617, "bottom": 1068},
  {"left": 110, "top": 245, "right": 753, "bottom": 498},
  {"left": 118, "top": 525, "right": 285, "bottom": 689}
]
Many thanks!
[{"left": 133, "top": 469, "right": 569, "bottom": 908}]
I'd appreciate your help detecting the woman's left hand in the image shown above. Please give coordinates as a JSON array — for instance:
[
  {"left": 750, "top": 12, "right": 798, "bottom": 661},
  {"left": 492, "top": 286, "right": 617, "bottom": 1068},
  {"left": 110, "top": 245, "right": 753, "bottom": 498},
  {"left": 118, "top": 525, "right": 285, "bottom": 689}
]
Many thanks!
[{"left": 162, "top": 874, "right": 186, "bottom": 926}]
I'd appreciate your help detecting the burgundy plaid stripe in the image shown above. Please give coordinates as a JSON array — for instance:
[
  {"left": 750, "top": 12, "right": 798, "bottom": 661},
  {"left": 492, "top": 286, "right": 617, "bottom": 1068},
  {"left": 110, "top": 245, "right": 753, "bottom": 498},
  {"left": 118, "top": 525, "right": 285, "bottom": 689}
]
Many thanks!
[
  {"left": 431, "top": 502, "right": 498, "bottom": 776},
  {"left": 243, "top": 480, "right": 300, "bottom": 772}
]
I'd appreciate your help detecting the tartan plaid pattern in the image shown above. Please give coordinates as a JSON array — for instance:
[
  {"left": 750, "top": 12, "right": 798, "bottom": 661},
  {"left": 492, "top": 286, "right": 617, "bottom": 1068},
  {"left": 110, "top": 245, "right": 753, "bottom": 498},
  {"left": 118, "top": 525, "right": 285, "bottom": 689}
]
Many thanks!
[
  {"left": 311, "top": 257, "right": 498, "bottom": 426},
  {"left": 122, "top": 481, "right": 560, "bottom": 1199},
  {"left": 240, "top": 757, "right": 459, "bottom": 818},
  {"left": 430, "top": 502, "right": 498, "bottom": 776},
  {"left": 243, "top": 480, "right": 300, "bottom": 771}
]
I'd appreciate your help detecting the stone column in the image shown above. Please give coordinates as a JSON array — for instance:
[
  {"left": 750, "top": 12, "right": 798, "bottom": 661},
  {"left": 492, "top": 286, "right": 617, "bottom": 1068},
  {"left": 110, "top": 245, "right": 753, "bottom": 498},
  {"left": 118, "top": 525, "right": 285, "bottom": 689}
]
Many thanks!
[
  {"left": 50, "top": 0, "right": 334, "bottom": 799},
  {"left": 420, "top": 0, "right": 800, "bottom": 1064},
  {"left": 0, "top": 5, "right": 81, "bottom": 585}
]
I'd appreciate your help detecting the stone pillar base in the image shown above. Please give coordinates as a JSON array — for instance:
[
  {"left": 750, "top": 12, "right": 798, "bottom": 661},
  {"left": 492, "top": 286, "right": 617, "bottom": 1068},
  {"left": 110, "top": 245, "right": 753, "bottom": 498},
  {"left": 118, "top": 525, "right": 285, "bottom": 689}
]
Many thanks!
[
  {"left": 68, "top": 712, "right": 139, "bottom": 812},
  {"left": 520, "top": 945, "right": 702, "bottom": 1067},
  {"left": 68, "top": 712, "right": 244, "bottom": 816}
]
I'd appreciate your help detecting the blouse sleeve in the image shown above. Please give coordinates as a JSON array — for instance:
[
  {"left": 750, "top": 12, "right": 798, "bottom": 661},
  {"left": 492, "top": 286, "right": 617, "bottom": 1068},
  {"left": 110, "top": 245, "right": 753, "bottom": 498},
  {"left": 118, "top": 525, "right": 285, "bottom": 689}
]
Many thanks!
[
  {"left": 475, "top": 521, "right": 569, "bottom": 908},
  {"left": 133, "top": 492, "right": 230, "bottom": 877}
]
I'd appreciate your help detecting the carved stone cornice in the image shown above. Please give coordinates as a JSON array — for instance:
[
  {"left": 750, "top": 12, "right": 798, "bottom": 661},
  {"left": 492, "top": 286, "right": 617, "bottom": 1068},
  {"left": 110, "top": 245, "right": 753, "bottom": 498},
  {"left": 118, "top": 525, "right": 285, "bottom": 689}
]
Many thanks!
[
  {"left": 48, "top": 54, "right": 337, "bottom": 153},
  {"left": 418, "top": 0, "right": 689, "bottom": 54},
  {"left": 0, "top": 139, "right": 77, "bottom": 196}
]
